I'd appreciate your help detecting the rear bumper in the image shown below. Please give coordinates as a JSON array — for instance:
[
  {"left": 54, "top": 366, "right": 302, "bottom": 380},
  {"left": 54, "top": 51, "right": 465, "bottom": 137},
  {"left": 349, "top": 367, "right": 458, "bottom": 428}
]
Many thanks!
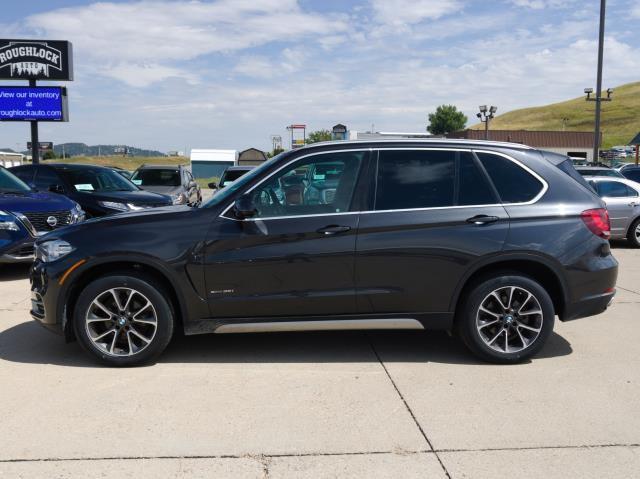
[{"left": 562, "top": 289, "right": 616, "bottom": 321}]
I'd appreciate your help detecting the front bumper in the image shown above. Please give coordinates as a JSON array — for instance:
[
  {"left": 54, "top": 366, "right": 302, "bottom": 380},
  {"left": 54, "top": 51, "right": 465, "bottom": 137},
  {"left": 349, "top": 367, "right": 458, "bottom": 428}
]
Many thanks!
[
  {"left": 30, "top": 256, "right": 80, "bottom": 337},
  {"left": 0, "top": 238, "right": 35, "bottom": 263}
]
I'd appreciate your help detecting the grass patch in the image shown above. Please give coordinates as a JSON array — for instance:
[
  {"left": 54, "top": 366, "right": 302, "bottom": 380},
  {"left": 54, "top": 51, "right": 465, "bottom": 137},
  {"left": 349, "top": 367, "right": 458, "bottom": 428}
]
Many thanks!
[
  {"left": 46, "top": 156, "right": 188, "bottom": 171},
  {"left": 470, "top": 81, "right": 640, "bottom": 149}
]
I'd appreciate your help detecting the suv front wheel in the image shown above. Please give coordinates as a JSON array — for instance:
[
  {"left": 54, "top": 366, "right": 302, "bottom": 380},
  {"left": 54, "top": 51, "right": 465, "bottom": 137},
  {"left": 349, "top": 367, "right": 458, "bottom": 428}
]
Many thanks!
[
  {"left": 457, "top": 274, "right": 555, "bottom": 364},
  {"left": 73, "top": 273, "right": 174, "bottom": 366}
]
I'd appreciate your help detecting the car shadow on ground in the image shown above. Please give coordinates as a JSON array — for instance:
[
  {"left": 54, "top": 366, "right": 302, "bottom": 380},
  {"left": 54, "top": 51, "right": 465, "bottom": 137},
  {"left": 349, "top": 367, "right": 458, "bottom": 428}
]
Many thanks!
[
  {"left": 0, "top": 264, "right": 31, "bottom": 281},
  {"left": 0, "top": 320, "right": 572, "bottom": 368}
]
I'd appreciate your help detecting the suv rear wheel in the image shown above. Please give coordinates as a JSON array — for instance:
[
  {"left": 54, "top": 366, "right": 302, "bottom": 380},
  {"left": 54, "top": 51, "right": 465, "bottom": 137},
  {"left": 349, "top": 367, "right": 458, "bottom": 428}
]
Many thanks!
[
  {"left": 73, "top": 273, "right": 174, "bottom": 366},
  {"left": 457, "top": 274, "right": 555, "bottom": 363}
]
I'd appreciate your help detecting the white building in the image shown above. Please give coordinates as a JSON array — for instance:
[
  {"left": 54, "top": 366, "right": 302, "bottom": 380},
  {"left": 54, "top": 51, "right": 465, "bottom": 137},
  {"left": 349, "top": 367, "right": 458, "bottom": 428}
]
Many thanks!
[{"left": 0, "top": 151, "right": 24, "bottom": 168}]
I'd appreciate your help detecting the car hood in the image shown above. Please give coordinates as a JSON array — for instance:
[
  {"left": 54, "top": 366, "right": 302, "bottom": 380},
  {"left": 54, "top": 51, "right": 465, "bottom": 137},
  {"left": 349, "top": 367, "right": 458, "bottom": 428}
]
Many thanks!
[
  {"left": 0, "top": 190, "right": 76, "bottom": 213},
  {"left": 77, "top": 189, "right": 171, "bottom": 205},
  {"left": 137, "top": 185, "right": 182, "bottom": 196}
]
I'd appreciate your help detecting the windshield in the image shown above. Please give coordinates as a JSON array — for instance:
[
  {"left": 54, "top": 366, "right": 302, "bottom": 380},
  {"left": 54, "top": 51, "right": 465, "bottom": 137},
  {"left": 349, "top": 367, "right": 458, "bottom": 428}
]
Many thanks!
[
  {"left": 203, "top": 154, "right": 285, "bottom": 208},
  {"left": 60, "top": 167, "right": 139, "bottom": 193},
  {"left": 131, "top": 169, "right": 180, "bottom": 187},
  {"left": 0, "top": 167, "right": 31, "bottom": 193}
]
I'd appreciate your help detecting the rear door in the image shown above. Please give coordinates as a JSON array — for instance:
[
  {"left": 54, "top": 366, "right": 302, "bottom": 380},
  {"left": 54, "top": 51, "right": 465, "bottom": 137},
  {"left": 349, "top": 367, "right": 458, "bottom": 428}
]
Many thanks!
[
  {"left": 355, "top": 148, "right": 509, "bottom": 318},
  {"left": 595, "top": 180, "right": 639, "bottom": 237}
]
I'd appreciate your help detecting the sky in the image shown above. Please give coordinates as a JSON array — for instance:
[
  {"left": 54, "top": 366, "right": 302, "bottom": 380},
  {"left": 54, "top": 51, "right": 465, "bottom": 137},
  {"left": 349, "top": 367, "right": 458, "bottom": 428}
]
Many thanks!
[{"left": 0, "top": 0, "right": 639, "bottom": 153}]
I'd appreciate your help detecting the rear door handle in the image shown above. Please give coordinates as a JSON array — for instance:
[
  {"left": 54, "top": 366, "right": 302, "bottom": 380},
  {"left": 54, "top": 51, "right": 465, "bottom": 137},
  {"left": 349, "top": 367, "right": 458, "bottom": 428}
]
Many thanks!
[
  {"left": 466, "top": 215, "right": 500, "bottom": 225},
  {"left": 317, "top": 225, "right": 352, "bottom": 235}
]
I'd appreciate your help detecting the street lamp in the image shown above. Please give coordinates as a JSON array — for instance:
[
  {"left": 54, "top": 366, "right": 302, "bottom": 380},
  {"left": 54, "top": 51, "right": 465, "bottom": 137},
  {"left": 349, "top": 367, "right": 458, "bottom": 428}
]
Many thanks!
[{"left": 477, "top": 105, "right": 497, "bottom": 140}]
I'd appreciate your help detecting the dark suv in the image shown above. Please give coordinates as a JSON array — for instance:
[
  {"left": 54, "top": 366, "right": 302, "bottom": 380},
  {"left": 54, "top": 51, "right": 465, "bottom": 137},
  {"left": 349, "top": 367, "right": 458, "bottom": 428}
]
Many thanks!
[
  {"left": 130, "top": 165, "right": 201, "bottom": 206},
  {"left": 30, "top": 140, "right": 617, "bottom": 366}
]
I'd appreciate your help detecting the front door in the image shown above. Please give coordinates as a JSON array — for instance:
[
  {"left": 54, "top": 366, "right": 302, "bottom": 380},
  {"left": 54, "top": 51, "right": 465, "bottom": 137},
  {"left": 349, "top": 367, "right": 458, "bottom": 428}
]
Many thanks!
[{"left": 204, "top": 150, "right": 367, "bottom": 318}]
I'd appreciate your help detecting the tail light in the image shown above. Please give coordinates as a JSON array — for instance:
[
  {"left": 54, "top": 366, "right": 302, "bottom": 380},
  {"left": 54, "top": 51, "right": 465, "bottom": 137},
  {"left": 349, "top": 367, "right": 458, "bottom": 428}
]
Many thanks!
[{"left": 581, "top": 208, "right": 610, "bottom": 239}]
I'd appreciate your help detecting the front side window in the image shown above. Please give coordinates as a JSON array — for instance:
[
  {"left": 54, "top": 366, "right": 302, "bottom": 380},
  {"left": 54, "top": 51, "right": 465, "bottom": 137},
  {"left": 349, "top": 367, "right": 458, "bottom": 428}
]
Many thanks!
[
  {"left": 249, "top": 151, "right": 364, "bottom": 218},
  {"left": 597, "top": 181, "right": 637, "bottom": 198},
  {"left": 34, "top": 168, "right": 63, "bottom": 191},
  {"left": 476, "top": 152, "right": 544, "bottom": 203}
]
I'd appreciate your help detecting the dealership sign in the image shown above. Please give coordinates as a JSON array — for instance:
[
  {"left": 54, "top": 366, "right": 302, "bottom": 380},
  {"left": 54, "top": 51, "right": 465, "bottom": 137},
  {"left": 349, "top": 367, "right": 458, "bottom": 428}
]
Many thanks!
[
  {"left": 0, "top": 40, "right": 73, "bottom": 81},
  {"left": 0, "top": 86, "right": 68, "bottom": 122}
]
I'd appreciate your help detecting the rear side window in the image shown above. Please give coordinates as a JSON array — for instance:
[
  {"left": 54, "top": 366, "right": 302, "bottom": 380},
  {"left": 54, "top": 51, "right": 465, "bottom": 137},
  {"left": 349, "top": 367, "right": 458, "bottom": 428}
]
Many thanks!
[
  {"left": 597, "top": 181, "right": 637, "bottom": 198},
  {"left": 623, "top": 170, "right": 640, "bottom": 183},
  {"left": 375, "top": 150, "right": 455, "bottom": 210},
  {"left": 476, "top": 152, "right": 544, "bottom": 203},
  {"left": 374, "top": 150, "right": 496, "bottom": 210}
]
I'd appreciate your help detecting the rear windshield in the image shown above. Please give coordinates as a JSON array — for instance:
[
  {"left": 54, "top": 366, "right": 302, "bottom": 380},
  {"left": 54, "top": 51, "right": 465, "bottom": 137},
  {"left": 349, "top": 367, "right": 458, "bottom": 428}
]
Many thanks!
[{"left": 556, "top": 159, "right": 594, "bottom": 191}]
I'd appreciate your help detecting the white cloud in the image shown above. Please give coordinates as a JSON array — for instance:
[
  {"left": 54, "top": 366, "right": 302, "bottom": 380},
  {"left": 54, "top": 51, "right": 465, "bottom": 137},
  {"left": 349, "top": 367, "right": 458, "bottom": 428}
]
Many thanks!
[
  {"left": 632, "top": 1, "right": 640, "bottom": 18},
  {"left": 101, "top": 63, "right": 199, "bottom": 88},
  {"left": 509, "top": 0, "right": 577, "bottom": 8},
  {"left": 24, "top": 0, "right": 347, "bottom": 85},
  {"left": 371, "top": 0, "right": 462, "bottom": 25},
  {"left": 233, "top": 56, "right": 275, "bottom": 79}
]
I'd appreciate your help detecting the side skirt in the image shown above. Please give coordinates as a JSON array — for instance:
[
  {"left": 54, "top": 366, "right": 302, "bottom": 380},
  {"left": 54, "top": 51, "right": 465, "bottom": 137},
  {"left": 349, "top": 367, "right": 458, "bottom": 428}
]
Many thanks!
[{"left": 183, "top": 312, "right": 454, "bottom": 335}]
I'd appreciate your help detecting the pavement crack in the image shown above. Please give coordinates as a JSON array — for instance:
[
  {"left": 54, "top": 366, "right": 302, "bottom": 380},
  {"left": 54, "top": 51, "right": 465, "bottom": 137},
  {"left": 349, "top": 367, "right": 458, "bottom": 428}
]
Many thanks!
[{"left": 366, "top": 333, "right": 453, "bottom": 479}]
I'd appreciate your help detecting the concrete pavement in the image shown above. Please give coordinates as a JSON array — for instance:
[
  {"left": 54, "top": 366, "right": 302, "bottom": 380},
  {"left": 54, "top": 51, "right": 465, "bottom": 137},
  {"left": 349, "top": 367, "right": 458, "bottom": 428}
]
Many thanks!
[{"left": 0, "top": 244, "right": 639, "bottom": 478}]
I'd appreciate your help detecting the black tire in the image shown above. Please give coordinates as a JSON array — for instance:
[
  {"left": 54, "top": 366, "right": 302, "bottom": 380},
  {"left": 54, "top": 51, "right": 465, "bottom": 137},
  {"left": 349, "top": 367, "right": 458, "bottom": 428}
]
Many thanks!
[
  {"left": 627, "top": 218, "right": 640, "bottom": 248},
  {"left": 456, "top": 273, "right": 555, "bottom": 364},
  {"left": 73, "top": 273, "right": 174, "bottom": 367}
]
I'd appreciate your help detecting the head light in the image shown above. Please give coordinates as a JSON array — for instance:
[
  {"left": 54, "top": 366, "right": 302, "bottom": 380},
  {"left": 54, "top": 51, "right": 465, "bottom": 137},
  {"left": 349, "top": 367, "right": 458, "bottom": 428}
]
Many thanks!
[
  {"left": 0, "top": 210, "right": 20, "bottom": 231},
  {"left": 98, "top": 201, "right": 130, "bottom": 212},
  {"left": 35, "top": 239, "right": 74, "bottom": 262}
]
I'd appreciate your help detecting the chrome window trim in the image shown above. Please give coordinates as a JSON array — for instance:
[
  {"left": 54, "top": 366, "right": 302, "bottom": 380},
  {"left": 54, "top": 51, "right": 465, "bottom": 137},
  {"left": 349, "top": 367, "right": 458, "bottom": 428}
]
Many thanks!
[{"left": 219, "top": 147, "right": 548, "bottom": 222}]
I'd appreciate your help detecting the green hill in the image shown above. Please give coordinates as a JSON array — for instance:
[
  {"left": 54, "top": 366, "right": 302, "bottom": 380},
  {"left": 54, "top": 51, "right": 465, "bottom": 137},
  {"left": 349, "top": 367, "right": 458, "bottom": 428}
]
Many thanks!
[{"left": 471, "top": 81, "right": 640, "bottom": 148}]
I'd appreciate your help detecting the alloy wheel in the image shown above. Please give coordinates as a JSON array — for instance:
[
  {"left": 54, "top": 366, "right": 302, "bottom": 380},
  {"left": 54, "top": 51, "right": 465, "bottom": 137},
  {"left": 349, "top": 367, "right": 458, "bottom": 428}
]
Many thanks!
[
  {"left": 85, "top": 288, "right": 158, "bottom": 357},
  {"left": 475, "top": 286, "right": 543, "bottom": 354}
]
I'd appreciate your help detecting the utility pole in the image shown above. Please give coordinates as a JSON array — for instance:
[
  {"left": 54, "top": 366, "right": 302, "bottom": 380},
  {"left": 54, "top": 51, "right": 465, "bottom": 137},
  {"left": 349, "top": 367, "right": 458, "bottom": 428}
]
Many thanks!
[{"left": 592, "top": 0, "right": 607, "bottom": 163}]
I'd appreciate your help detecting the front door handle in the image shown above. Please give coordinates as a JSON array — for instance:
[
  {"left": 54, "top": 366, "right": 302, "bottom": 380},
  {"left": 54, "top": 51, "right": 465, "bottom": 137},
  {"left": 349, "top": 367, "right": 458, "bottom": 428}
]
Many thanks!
[
  {"left": 466, "top": 215, "right": 500, "bottom": 225},
  {"left": 317, "top": 225, "right": 352, "bottom": 235},
  {"left": 629, "top": 202, "right": 638, "bottom": 207}
]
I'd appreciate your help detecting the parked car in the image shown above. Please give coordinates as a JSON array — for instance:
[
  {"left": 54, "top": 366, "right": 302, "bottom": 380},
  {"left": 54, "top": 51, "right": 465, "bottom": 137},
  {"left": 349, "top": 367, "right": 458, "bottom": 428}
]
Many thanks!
[
  {"left": 10, "top": 163, "right": 172, "bottom": 217},
  {"left": 209, "top": 166, "right": 254, "bottom": 191},
  {"left": 1, "top": 166, "right": 83, "bottom": 263},
  {"left": 586, "top": 176, "right": 640, "bottom": 247},
  {"left": 31, "top": 140, "right": 617, "bottom": 366},
  {"left": 575, "top": 166, "right": 624, "bottom": 178},
  {"left": 131, "top": 165, "right": 201, "bottom": 206},
  {"left": 618, "top": 165, "right": 640, "bottom": 183}
]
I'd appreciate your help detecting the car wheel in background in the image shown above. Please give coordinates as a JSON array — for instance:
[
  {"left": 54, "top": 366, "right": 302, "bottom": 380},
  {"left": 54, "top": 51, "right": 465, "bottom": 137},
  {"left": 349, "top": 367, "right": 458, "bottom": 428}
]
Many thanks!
[
  {"left": 73, "top": 273, "right": 174, "bottom": 366},
  {"left": 627, "top": 218, "right": 640, "bottom": 248},
  {"left": 456, "top": 273, "right": 555, "bottom": 364}
]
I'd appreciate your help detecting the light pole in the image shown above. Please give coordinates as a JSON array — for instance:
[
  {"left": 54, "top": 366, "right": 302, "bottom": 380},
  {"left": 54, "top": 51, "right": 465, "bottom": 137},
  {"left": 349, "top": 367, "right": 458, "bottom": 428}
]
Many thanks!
[
  {"left": 585, "top": 0, "right": 610, "bottom": 164},
  {"left": 477, "top": 105, "right": 497, "bottom": 140},
  {"left": 585, "top": 87, "right": 612, "bottom": 163}
]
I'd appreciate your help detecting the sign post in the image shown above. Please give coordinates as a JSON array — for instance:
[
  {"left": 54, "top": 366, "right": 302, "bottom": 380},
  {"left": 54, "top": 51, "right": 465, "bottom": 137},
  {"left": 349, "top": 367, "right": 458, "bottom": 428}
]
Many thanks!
[{"left": 0, "top": 39, "right": 73, "bottom": 164}]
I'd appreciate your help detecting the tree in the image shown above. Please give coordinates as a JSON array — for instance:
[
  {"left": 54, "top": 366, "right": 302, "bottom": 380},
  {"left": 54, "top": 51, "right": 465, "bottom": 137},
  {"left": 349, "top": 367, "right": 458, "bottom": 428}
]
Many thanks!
[
  {"left": 267, "top": 147, "right": 285, "bottom": 158},
  {"left": 427, "top": 105, "right": 468, "bottom": 135},
  {"left": 43, "top": 151, "right": 57, "bottom": 160},
  {"left": 305, "top": 129, "right": 332, "bottom": 144}
]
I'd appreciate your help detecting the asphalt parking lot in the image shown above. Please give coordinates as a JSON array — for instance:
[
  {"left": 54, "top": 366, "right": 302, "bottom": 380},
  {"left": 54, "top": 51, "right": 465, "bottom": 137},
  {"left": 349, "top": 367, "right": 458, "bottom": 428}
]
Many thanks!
[{"left": 0, "top": 244, "right": 639, "bottom": 478}]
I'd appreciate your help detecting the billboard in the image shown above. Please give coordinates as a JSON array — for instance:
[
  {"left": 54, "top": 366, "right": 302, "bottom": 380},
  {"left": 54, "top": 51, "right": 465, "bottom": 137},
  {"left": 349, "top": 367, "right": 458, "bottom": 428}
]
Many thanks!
[
  {"left": 0, "top": 40, "right": 73, "bottom": 81},
  {"left": 0, "top": 86, "right": 68, "bottom": 122},
  {"left": 27, "top": 141, "right": 54, "bottom": 151}
]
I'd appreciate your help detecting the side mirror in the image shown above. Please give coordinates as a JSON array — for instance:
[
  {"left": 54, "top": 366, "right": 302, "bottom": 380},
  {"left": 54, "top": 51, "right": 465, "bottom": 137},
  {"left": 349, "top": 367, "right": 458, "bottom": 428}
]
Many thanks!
[
  {"left": 208, "top": 182, "right": 218, "bottom": 189},
  {"left": 233, "top": 194, "right": 256, "bottom": 219},
  {"left": 49, "top": 184, "right": 65, "bottom": 194}
]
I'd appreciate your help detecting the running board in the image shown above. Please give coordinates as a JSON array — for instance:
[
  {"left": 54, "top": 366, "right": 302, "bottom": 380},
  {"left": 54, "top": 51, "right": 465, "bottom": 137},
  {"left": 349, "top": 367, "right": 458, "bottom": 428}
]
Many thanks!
[{"left": 214, "top": 318, "right": 424, "bottom": 334}]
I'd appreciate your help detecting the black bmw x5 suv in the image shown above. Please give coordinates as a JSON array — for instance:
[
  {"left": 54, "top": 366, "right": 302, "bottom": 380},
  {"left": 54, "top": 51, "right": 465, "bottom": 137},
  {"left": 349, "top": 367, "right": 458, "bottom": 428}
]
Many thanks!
[{"left": 31, "top": 139, "right": 617, "bottom": 366}]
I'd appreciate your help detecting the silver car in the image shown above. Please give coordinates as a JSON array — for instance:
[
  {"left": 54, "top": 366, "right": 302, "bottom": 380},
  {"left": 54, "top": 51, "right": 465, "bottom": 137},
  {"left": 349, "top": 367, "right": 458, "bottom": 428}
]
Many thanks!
[{"left": 587, "top": 176, "right": 640, "bottom": 247}]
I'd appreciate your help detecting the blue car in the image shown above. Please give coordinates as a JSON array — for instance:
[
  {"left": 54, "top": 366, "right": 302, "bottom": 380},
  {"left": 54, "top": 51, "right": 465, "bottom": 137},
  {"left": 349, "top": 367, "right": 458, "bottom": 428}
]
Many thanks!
[{"left": 0, "top": 166, "right": 84, "bottom": 263}]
